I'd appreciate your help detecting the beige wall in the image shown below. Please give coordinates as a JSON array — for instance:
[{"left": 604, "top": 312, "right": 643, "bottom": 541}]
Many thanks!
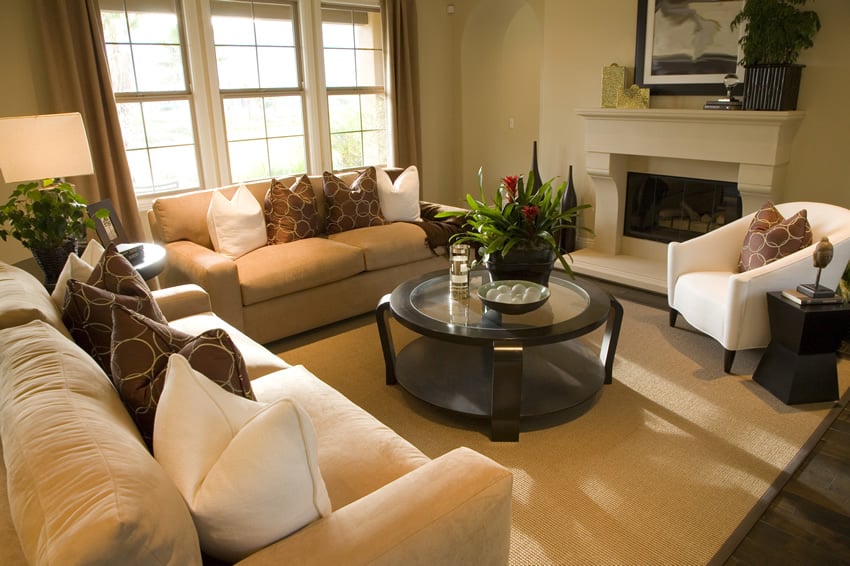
[
  {"left": 0, "top": 0, "right": 53, "bottom": 264},
  {"left": 417, "top": 0, "right": 850, "bottom": 235}
]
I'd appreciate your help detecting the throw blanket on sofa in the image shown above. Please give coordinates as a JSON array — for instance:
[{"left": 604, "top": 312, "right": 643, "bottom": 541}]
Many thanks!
[{"left": 409, "top": 201, "right": 467, "bottom": 251}]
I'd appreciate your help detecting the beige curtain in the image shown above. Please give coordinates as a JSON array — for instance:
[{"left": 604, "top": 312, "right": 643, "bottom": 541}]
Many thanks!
[
  {"left": 35, "top": 0, "right": 143, "bottom": 242},
  {"left": 383, "top": 0, "right": 421, "bottom": 169}
]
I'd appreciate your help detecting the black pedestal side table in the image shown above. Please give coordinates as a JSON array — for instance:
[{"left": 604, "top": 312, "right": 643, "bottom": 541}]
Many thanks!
[{"left": 753, "top": 292, "right": 850, "bottom": 404}]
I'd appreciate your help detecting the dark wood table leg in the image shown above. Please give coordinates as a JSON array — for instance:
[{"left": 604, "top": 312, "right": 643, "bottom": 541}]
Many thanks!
[
  {"left": 600, "top": 295, "right": 623, "bottom": 384},
  {"left": 491, "top": 341, "right": 523, "bottom": 442},
  {"left": 375, "top": 294, "right": 397, "bottom": 385}
]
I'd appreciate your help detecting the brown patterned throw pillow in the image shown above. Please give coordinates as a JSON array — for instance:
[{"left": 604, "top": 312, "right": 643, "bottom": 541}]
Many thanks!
[
  {"left": 322, "top": 166, "right": 385, "bottom": 234},
  {"left": 88, "top": 243, "right": 164, "bottom": 321},
  {"left": 62, "top": 280, "right": 166, "bottom": 375},
  {"left": 110, "top": 304, "right": 254, "bottom": 449},
  {"left": 738, "top": 201, "right": 812, "bottom": 272},
  {"left": 264, "top": 174, "right": 322, "bottom": 244}
]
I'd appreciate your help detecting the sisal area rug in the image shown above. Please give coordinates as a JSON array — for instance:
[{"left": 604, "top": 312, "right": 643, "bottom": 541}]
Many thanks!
[{"left": 268, "top": 299, "right": 850, "bottom": 565}]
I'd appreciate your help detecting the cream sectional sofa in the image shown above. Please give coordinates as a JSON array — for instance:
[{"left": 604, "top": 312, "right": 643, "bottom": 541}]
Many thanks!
[
  {"left": 148, "top": 169, "right": 455, "bottom": 344},
  {"left": 0, "top": 261, "right": 512, "bottom": 565}
]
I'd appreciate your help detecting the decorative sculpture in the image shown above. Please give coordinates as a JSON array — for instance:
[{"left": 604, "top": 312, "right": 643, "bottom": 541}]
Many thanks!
[{"left": 797, "top": 236, "right": 835, "bottom": 298}]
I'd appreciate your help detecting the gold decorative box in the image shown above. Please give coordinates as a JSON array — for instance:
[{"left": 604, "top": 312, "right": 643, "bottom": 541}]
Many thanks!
[
  {"left": 616, "top": 84, "right": 650, "bottom": 109},
  {"left": 601, "top": 64, "right": 627, "bottom": 108}
]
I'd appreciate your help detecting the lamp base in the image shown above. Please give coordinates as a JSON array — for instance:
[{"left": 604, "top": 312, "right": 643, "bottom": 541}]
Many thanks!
[{"left": 797, "top": 283, "right": 836, "bottom": 299}]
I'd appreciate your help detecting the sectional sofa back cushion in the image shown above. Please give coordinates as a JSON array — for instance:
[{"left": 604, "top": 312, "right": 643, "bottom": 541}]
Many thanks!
[
  {"left": 0, "top": 320, "right": 201, "bottom": 565},
  {"left": 151, "top": 173, "right": 360, "bottom": 248},
  {"left": 0, "top": 262, "right": 70, "bottom": 338}
]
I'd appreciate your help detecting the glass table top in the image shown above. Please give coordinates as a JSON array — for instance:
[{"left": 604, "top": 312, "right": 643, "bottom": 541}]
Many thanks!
[{"left": 409, "top": 271, "right": 591, "bottom": 332}]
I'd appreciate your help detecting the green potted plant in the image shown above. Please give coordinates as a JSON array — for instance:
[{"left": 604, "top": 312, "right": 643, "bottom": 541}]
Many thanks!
[
  {"left": 731, "top": 0, "right": 821, "bottom": 110},
  {"left": 438, "top": 167, "right": 592, "bottom": 284},
  {"left": 0, "top": 179, "right": 97, "bottom": 286}
]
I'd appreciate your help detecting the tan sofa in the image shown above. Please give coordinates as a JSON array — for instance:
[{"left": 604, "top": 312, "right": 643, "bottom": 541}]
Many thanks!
[
  {"left": 0, "top": 261, "right": 512, "bottom": 565},
  {"left": 148, "top": 170, "right": 455, "bottom": 344}
]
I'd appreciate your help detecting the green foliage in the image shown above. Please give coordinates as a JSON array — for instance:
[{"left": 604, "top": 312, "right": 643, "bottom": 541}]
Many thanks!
[
  {"left": 0, "top": 179, "right": 96, "bottom": 251},
  {"left": 731, "top": 0, "right": 821, "bottom": 65},
  {"left": 437, "top": 167, "right": 592, "bottom": 278},
  {"left": 839, "top": 259, "right": 850, "bottom": 303}
]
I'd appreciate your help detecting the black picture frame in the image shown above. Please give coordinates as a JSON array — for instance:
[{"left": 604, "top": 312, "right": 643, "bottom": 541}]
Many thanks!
[
  {"left": 87, "top": 199, "right": 127, "bottom": 245},
  {"left": 635, "top": 0, "right": 745, "bottom": 96}
]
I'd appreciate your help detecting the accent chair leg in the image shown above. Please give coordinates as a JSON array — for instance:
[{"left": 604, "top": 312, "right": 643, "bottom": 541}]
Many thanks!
[
  {"left": 669, "top": 308, "right": 678, "bottom": 327},
  {"left": 723, "top": 349, "right": 736, "bottom": 373}
]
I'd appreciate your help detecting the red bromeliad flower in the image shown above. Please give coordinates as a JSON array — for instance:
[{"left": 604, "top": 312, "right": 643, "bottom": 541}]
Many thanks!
[
  {"left": 522, "top": 205, "right": 539, "bottom": 223},
  {"left": 501, "top": 175, "right": 519, "bottom": 200}
]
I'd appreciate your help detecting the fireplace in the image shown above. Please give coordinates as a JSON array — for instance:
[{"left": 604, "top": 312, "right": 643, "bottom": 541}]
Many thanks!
[
  {"left": 574, "top": 108, "right": 805, "bottom": 293},
  {"left": 624, "top": 172, "right": 741, "bottom": 244}
]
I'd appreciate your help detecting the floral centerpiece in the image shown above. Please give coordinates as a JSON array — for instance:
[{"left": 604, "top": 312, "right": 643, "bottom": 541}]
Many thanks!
[{"left": 438, "top": 167, "right": 591, "bottom": 283}]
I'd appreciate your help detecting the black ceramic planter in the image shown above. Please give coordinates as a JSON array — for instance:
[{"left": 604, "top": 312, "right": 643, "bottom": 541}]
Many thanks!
[{"left": 743, "top": 64, "right": 803, "bottom": 111}]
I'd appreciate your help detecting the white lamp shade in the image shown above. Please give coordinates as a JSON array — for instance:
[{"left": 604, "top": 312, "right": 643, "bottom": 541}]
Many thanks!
[{"left": 0, "top": 112, "right": 94, "bottom": 184}]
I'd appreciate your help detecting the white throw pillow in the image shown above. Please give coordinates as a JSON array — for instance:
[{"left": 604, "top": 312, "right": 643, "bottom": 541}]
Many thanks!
[
  {"left": 376, "top": 166, "right": 421, "bottom": 222},
  {"left": 206, "top": 184, "right": 268, "bottom": 259},
  {"left": 154, "top": 354, "right": 332, "bottom": 562},
  {"left": 50, "top": 239, "right": 105, "bottom": 308}
]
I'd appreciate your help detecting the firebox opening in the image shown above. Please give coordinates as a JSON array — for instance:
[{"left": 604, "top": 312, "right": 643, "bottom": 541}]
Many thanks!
[{"left": 624, "top": 172, "right": 741, "bottom": 244}]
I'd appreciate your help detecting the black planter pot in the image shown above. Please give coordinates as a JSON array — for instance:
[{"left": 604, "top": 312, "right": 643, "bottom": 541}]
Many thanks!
[
  {"left": 31, "top": 239, "right": 78, "bottom": 290},
  {"left": 484, "top": 246, "right": 556, "bottom": 286},
  {"left": 743, "top": 64, "right": 803, "bottom": 111}
]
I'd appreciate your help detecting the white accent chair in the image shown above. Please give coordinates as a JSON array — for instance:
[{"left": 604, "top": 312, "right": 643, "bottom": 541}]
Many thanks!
[{"left": 667, "top": 201, "right": 850, "bottom": 372}]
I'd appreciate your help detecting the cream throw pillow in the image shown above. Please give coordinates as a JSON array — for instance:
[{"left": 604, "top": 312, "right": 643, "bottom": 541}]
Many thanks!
[
  {"left": 154, "top": 354, "right": 332, "bottom": 562},
  {"left": 206, "top": 184, "right": 267, "bottom": 259},
  {"left": 50, "top": 239, "right": 105, "bottom": 308},
  {"left": 376, "top": 166, "right": 421, "bottom": 222}
]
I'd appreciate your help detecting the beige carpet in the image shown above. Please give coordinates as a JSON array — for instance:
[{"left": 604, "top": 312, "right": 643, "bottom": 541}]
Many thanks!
[{"left": 269, "top": 299, "right": 850, "bottom": 565}]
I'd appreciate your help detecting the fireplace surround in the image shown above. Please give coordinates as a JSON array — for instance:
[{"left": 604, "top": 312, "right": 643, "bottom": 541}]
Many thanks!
[{"left": 573, "top": 108, "right": 805, "bottom": 293}]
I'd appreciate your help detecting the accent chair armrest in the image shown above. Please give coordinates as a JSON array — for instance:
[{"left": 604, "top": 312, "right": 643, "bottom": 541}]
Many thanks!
[{"left": 235, "top": 447, "right": 513, "bottom": 566}]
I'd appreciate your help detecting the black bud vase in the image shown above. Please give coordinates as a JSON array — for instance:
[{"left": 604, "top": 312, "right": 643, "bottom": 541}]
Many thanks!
[
  {"left": 530, "top": 141, "right": 542, "bottom": 193},
  {"left": 559, "top": 165, "right": 578, "bottom": 253}
]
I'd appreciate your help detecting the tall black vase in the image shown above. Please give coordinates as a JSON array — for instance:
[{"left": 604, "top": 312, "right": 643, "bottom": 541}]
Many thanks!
[
  {"left": 530, "top": 140, "right": 542, "bottom": 193},
  {"left": 559, "top": 165, "right": 578, "bottom": 253}
]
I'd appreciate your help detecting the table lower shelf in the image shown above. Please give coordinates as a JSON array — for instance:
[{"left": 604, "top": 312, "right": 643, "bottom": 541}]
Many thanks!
[{"left": 394, "top": 336, "right": 605, "bottom": 418}]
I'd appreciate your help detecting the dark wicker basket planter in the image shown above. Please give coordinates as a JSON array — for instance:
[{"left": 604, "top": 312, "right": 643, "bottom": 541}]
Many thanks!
[
  {"left": 32, "top": 239, "right": 78, "bottom": 289},
  {"left": 743, "top": 64, "right": 803, "bottom": 111}
]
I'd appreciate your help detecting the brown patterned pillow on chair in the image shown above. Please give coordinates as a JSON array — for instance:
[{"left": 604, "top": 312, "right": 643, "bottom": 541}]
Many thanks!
[
  {"left": 322, "top": 166, "right": 385, "bottom": 234},
  {"left": 110, "top": 303, "right": 254, "bottom": 449},
  {"left": 738, "top": 201, "right": 812, "bottom": 272},
  {"left": 264, "top": 174, "right": 322, "bottom": 244}
]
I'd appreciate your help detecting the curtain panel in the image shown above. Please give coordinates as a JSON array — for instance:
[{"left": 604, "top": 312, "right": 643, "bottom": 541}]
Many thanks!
[
  {"left": 35, "top": 0, "right": 143, "bottom": 242},
  {"left": 383, "top": 0, "right": 421, "bottom": 170}
]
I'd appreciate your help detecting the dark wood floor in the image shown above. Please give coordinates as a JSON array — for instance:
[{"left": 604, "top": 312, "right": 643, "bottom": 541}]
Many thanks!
[{"left": 583, "top": 276, "right": 850, "bottom": 565}]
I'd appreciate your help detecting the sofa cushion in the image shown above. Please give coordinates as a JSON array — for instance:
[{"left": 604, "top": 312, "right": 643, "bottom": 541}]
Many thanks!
[
  {"left": 738, "top": 201, "right": 813, "bottom": 272},
  {"left": 376, "top": 165, "right": 421, "bottom": 222},
  {"left": 265, "top": 174, "right": 323, "bottom": 243},
  {"left": 110, "top": 304, "right": 254, "bottom": 449},
  {"left": 0, "top": 262, "right": 70, "bottom": 338},
  {"left": 236, "top": 237, "right": 365, "bottom": 306},
  {"left": 207, "top": 184, "right": 268, "bottom": 259},
  {"left": 154, "top": 354, "right": 331, "bottom": 562},
  {"left": 0, "top": 320, "right": 201, "bottom": 565},
  {"left": 329, "top": 222, "right": 435, "bottom": 271},
  {"left": 323, "top": 167, "right": 385, "bottom": 234}
]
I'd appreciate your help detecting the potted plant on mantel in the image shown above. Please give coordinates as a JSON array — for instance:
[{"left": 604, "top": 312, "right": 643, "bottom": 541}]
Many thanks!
[
  {"left": 0, "top": 179, "right": 99, "bottom": 288},
  {"left": 731, "top": 0, "right": 821, "bottom": 111}
]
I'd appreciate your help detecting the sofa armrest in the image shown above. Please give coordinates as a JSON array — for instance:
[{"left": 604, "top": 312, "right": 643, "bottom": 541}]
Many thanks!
[
  {"left": 236, "top": 447, "right": 512, "bottom": 566},
  {"left": 151, "top": 284, "right": 212, "bottom": 321},
  {"left": 159, "top": 240, "right": 245, "bottom": 330}
]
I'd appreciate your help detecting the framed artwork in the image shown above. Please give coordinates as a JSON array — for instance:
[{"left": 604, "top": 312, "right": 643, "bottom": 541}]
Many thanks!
[
  {"left": 87, "top": 199, "right": 127, "bottom": 245},
  {"left": 635, "top": 0, "right": 745, "bottom": 96}
]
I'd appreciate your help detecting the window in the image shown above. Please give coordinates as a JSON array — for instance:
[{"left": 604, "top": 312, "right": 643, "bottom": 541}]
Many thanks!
[
  {"left": 100, "top": 0, "right": 390, "bottom": 198},
  {"left": 322, "top": 5, "right": 386, "bottom": 170},
  {"left": 101, "top": 0, "right": 200, "bottom": 195}
]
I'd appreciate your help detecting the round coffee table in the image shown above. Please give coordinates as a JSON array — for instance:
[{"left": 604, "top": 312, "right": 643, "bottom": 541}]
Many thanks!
[{"left": 376, "top": 270, "right": 623, "bottom": 441}]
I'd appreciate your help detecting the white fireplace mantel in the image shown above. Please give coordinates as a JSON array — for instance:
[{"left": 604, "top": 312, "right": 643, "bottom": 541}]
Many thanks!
[{"left": 572, "top": 108, "right": 805, "bottom": 293}]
